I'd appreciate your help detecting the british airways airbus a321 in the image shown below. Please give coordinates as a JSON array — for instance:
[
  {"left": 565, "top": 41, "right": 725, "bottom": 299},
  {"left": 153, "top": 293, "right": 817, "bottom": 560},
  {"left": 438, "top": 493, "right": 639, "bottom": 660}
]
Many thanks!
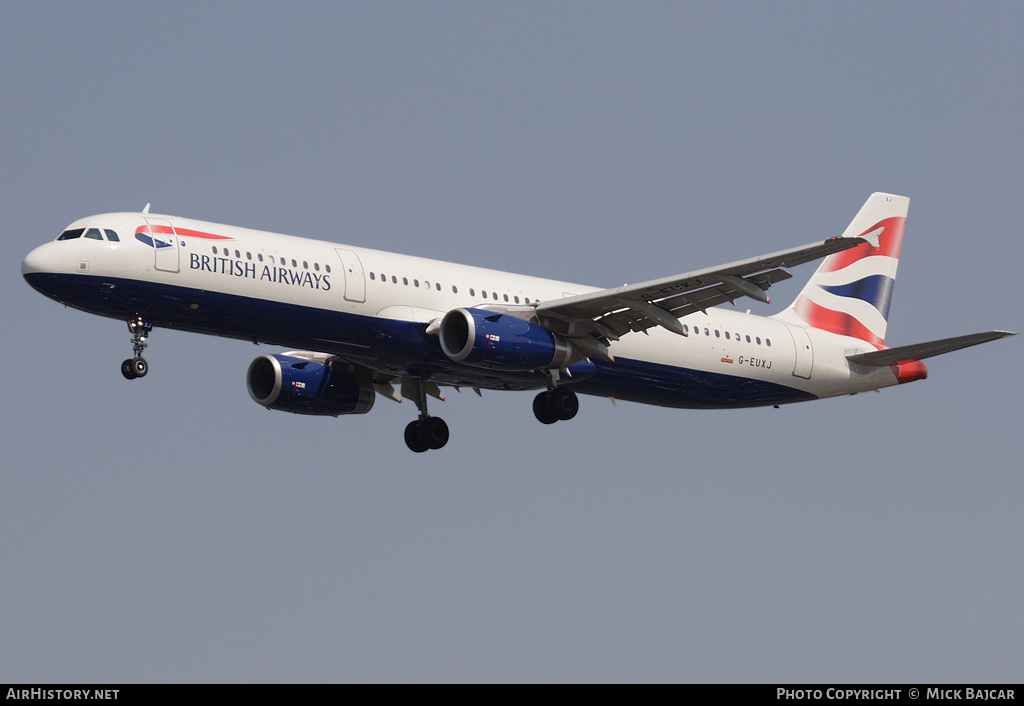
[{"left": 22, "top": 193, "right": 1013, "bottom": 452}]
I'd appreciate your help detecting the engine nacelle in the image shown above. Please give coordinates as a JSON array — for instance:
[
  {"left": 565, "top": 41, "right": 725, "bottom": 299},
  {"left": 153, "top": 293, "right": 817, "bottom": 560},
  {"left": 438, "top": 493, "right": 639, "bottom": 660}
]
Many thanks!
[
  {"left": 246, "top": 354, "right": 375, "bottom": 416},
  {"left": 438, "top": 307, "right": 573, "bottom": 371}
]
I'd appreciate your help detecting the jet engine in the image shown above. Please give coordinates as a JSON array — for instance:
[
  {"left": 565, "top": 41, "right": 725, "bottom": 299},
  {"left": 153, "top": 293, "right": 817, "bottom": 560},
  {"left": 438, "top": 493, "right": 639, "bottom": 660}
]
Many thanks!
[
  {"left": 246, "top": 354, "right": 375, "bottom": 416},
  {"left": 438, "top": 307, "right": 574, "bottom": 371}
]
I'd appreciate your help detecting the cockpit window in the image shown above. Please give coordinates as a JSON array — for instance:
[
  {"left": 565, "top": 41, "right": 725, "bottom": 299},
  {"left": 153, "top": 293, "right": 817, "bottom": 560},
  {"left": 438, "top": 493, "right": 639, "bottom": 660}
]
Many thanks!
[
  {"left": 84, "top": 228, "right": 103, "bottom": 240},
  {"left": 57, "top": 228, "right": 84, "bottom": 241},
  {"left": 104, "top": 229, "right": 120, "bottom": 242}
]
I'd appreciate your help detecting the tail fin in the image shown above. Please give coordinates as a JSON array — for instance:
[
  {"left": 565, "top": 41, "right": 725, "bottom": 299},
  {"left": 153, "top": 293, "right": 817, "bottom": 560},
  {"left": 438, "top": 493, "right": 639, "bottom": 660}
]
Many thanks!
[{"left": 774, "top": 193, "right": 910, "bottom": 347}]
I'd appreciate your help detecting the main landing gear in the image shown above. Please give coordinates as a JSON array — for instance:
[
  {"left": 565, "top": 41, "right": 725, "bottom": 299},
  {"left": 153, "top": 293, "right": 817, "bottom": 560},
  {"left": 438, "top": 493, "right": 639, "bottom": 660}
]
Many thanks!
[
  {"left": 121, "top": 316, "right": 152, "bottom": 380},
  {"left": 533, "top": 386, "right": 579, "bottom": 425},
  {"left": 405, "top": 416, "right": 450, "bottom": 453},
  {"left": 403, "top": 379, "right": 449, "bottom": 453}
]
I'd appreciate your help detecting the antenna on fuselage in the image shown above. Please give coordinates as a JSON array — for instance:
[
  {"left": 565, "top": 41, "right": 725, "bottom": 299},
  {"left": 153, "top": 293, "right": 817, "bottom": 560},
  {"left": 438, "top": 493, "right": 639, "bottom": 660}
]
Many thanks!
[{"left": 142, "top": 203, "right": 151, "bottom": 214}]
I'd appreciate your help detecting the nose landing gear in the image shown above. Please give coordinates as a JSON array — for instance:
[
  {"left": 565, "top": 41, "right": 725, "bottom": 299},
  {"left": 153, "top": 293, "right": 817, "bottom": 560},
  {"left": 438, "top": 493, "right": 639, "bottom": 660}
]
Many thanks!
[{"left": 121, "top": 316, "right": 152, "bottom": 380}]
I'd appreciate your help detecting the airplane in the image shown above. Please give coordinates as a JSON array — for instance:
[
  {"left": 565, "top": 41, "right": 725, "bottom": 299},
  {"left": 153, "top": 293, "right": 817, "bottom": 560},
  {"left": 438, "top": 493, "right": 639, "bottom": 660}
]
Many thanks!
[{"left": 22, "top": 192, "right": 1014, "bottom": 452}]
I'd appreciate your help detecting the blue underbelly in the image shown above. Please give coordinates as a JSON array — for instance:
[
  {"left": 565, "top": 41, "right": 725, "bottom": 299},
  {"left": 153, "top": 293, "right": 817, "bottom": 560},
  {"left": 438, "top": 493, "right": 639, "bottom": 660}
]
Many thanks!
[{"left": 25, "top": 272, "right": 816, "bottom": 408}]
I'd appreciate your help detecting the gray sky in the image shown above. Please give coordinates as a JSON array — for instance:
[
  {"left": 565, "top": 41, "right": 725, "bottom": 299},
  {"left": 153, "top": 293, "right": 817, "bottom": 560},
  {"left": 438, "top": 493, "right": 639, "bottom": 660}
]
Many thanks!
[{"left": 2, "top": 1, "right": 1021, "bottom": 683}]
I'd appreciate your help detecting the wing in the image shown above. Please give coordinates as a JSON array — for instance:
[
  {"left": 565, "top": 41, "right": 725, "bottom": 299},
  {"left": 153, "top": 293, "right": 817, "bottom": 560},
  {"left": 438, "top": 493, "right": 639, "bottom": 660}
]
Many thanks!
[{"left": 534, "top": 237, "right": 867, "bottom": 342}]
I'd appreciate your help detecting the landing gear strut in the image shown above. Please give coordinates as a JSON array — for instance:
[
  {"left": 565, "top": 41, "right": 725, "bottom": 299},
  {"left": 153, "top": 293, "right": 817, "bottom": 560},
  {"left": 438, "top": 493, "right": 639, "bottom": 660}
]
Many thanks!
[
  {"left": 533, "top": 386, "right": 579, "bottom": 424},
  {"left": 121, "top": 316, "right": 152, "bottom": 380},
  {"left": 403, "top": 379, "right": 449, "bottom": 453}
]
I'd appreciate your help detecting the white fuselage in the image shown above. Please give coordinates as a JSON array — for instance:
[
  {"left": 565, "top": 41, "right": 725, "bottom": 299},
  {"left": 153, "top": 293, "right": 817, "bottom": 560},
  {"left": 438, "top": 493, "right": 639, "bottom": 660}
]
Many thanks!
[{"left": 22, "top": 212, "right": 901, "bottom": 408}]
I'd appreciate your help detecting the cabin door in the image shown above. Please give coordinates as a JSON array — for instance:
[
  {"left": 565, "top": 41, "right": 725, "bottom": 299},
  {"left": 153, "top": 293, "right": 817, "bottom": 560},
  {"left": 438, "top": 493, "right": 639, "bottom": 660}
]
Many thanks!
[
  {"left": 786, "top": 325, "right": 814, "bottom": 379},
  {"left": 146, "top": 218, "right": 179, "bottom": 273},
  {"left": 335, "top": 248, "right": 366, "bottom": 303}
]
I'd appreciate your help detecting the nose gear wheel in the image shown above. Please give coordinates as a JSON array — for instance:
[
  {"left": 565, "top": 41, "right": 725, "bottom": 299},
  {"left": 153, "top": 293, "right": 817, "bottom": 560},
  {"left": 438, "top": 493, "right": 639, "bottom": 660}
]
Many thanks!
[{"left": 121, "top": 316, "right": 152, "bottom": 380}]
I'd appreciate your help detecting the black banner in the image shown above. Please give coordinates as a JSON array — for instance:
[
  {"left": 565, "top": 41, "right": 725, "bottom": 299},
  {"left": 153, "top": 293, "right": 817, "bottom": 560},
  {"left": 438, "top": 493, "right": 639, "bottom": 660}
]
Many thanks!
[{"left": 1, "top": 684, "right": 1020, "bottom": 698}]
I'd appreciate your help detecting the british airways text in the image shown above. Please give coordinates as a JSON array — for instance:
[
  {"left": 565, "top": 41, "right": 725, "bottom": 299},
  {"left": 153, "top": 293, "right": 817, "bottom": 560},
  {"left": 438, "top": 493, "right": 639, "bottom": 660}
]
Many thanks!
[{"left": 189, "top": 253, "right": 331, "bottom": 291}]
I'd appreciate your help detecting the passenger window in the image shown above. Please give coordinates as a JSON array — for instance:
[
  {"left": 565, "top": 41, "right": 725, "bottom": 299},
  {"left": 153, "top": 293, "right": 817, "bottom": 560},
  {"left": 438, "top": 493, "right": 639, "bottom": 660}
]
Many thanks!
[
  {"left": 236, "top": 250, "right": 241, "bottom": 258},
  {"left": 514, "top": 296, "right": 520, "bottom": 303},
  {"left": 452, "top": 285, "right": 458, "bottom": 294},
  {"left": 246, "top": 252, "right": 252, "bottom": 260},
  {"left": 403, "top": 277, "right": 408, "bottom": 285},
  {"left": 258, "top": 254, "right": 264, "bottom": 262},
  {"left": 104, "top": 229, "right": 120, "bottom": 242},
  {"left": 766, "top": 339, "right": 772, "bottom": 347},
  {"left": 303, "top": 261, "right": 308, "bottom": 269},
  {"left": 725, "top": 332, "right": 730, "bottom": 340},
  {"left": 470, "top": 288, "right": 475, "bottom": 296},
  {"left": 314, "top": 263, "right": 320, "bottom": 271},
  {"left": 704, "top": 328, "right": 709, "bottom": 336},
  {"left": 503, "top": 294, "right": 509, "bottom": 302},
  {"left": 370, "top": 272, "right": 375, "bottom": 280},
  {"left": 715, "top": 330, "right": 720, "bottom": 338},
  {"left": 325, "top": 264, "right": 331, "bottom": 273},
  {"left": 84, "top": 228, "right": 103, "bottom": 240},
  {"left": 291, "top": 259, "right": 297, "bottom": 268},
  {"left": 482, "top": 290, "right": 487, "bottom": 298},
  {"left": 392, "top": 276, "right": 397, "bottom": 284},
  {"left": 746, "top": 335, "right": 751, "bottom": 343},
  {"left": 756, "top": 337, "right": 762, "bottom": 345},
  {"left": 57, "top": 228, "right": 84, "bottom": 241},
  {"left": 414, "top": 279, "right": 419, "bottom": 287},
  {"left": 436, "top": 283, "right": 441, "bottom": 291},
  {"left": 213, "top": 246, "right": 219, "bottom": 255}
]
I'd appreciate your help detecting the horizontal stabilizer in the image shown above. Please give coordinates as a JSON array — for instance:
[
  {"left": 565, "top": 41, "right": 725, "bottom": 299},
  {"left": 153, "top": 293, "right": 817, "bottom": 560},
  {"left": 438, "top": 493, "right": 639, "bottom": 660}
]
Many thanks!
[{"left": 847, "top": 330, "right": 1015, "bottom": 367}]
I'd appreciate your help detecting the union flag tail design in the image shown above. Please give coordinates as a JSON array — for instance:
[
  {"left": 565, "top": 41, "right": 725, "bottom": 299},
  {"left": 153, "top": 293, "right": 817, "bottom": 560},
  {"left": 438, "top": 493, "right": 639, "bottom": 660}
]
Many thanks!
[{"left": 775, "top": 193, "right": 910, "bottom": 348}]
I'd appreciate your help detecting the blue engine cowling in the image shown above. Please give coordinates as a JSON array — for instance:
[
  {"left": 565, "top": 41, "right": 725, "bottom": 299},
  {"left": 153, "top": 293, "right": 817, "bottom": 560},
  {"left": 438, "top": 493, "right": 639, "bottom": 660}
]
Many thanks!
[
  {"left": 438, "top": 308, "right": 574, "bottom": 371},
  {"left": 246, "top": 354, "right": 375, "bottom": 416}
]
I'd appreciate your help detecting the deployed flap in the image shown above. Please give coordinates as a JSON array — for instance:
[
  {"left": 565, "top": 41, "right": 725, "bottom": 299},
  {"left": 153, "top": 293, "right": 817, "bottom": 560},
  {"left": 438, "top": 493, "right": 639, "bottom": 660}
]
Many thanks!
[
  {"left": 535, "top": 237, "right": 865, "bottom": 339},
  {"left": 847, "top": 331, "right": 1015, "bottom": 367}
]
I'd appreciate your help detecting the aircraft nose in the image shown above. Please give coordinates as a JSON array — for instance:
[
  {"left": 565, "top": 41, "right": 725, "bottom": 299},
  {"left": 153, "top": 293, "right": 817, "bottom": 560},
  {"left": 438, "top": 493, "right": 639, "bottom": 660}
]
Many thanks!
[{"left": 22, "top": 242, "right": 59, "bottom": 276}]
